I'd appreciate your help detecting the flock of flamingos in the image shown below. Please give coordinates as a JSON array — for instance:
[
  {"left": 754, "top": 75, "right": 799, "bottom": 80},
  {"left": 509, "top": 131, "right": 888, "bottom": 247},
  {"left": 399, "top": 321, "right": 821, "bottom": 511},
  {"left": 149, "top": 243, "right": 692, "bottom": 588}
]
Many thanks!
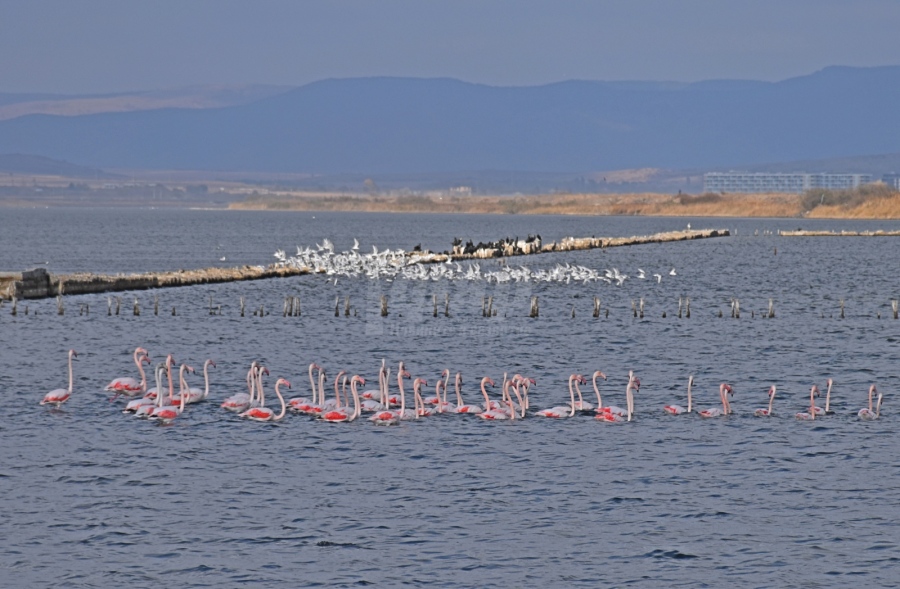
[{"left": 39, "top": 347, "right": 886, "bottom": 423}]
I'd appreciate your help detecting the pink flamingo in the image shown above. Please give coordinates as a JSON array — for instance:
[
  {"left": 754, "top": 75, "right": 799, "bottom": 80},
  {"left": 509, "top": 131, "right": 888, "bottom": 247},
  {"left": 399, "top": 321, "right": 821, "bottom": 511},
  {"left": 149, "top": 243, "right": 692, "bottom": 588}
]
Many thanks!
[
  {"left": 452, "top": 373, "right": 483, "bottom": 414},
  {"left": 288, "top": 362, "right": 320, "bottom": 411},
  {"left": 699, "top": 383, "right": 734, "bottom": 418},
  {"left": 40, "top": 349, "right": 78, "bottom": 407},
  {"left": 478, "top": 377, "right": 514, "bottom": 420},
  {"left": 180, "top": 359, "right": 215, "bottom": 404},
  {"left": 105, "top": 347, "right": 151, "bottom": 400},
  {"left": 321, "top": 376, "right": 364, "bottom": 422},
  {"left": 150, "top": 376, "right": 188, "bottom": 424},
  {"left": 425, "top": 369, "right": 451, "bottom": 404},
  {"left": 413, "top": 378, "right": 434, "bottom": 416},
  {"left": 240, "top": 378, "right": 290, "bottom": 421},
  {"left": 535, "top": 374, "right": 578, "bottom": 418},
  {"left": 597, "top": 371, "right": 639, "bottom": 417},
  {"left": 145, "top": 354, "right": 175, "bottom": 400},
  {"left": 796, "top": 385, "right": 820, "bottom": 420},
  {"left": 597, "top": 373, "right": 637, "bottom": 422},
  {"left": 823, "top": 378, "right": 835, "bottom": 415},
  {"left": 664, "top": 375, "right": 694, "bottom": 415},
  {"left": 221, "top": 362, "right": 259, "bottom": 413},
  {"left": 587, "top": 370, "right": 608, "bottom": 411},
  {"left": 370, "top": 364, "right": 411, "bottom": 425},
  {"left": 360, "top": 366, "right": 389, "bottom": 412},
  {"left": 754, "top": 385, "right": 777, "bottom": 417},
  {"left": 134, "top": 364, "right": 167, "bottom": 418},
  {"left": 360, "top": 360, "right": 385, "bottom": 400},
  {"left": 858, "top": 385, "right": 882, "bottom": 420}
]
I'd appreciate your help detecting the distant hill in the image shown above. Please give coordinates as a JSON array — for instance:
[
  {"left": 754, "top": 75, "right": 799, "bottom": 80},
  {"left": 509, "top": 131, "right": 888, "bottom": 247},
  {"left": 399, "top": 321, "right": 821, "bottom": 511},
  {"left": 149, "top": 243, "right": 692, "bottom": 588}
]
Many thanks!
[
  {"left": 0, "top": 85, "right": 292, "bottom": 121},
  {"left": 0, "top": 67, "right": 899, "bottom": 175},
  {"left": 0, "top": 153, "right": 112, "bottom": 178}
]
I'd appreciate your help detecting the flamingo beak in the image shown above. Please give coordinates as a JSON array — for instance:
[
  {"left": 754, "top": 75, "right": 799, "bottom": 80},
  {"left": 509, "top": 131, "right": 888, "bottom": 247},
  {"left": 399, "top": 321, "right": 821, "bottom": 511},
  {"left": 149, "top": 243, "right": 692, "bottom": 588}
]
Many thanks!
[{"left": 210, "top": 361, "right": 216, "bottom": 368}]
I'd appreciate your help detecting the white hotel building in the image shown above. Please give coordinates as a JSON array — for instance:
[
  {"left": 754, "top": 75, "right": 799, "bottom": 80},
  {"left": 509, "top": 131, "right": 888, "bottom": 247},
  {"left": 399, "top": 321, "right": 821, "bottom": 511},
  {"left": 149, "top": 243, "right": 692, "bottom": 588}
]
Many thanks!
[{"left": 703, "top": 172, "right": 873, "bottom": 194}]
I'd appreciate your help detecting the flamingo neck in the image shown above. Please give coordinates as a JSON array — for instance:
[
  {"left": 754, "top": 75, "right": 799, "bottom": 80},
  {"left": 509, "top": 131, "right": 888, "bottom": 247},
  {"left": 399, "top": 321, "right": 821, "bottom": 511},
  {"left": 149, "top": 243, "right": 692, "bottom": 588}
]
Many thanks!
[
  {"left": 687, "top": 378, "right": 693, "bottom": 413},
  {"left": 317, "top": 371, "right": 326, "bottom": 406},
  {"left": 308, "top": 364, "right": 316, "bottom": 401},
  {"left": 626, "top": 383, "right": 634, "bottom": 421},
  {"left": 273, "top": 382, "right": 286, "bottom": 420},
  {"left": 349, "top": 379, "right": 360, "bottom": 421},
  {"left": 203, "top": 362, "right": 211, "bottom": 398},
  {"left": 67, "top": 352, "right": 74, "bottom": 394},
  {"left": 511, "top": 381, "right": 525, "bottom": 418},
  {"left": 481, "top": 379, "right": 491, "bottom": 411},
  {"left": 257, "top": 371, "right": 266, "bottom": 407},
  {"left": 592, "top": 375, "right": 602, "bottom": 408},
  {"left": 573, "top": 378, "right": 584, "bottom": 409},
  {"left": 455, "top": 374, "right": 464, "bottom": 407},
  {"left": 166, "top": 359, "right": 174, "bottom": 401},
  {"left": 568, "top": 378, "right": 576, "bottom": 417},
  {"left": 137, "top": 355, "right": 147, "bottom": 392},
  {"left": 825, "top": 381, "right": 832, "bottom": 412},
  {"left": 767, "top": 388, "right": 775, "bottom": 413}
]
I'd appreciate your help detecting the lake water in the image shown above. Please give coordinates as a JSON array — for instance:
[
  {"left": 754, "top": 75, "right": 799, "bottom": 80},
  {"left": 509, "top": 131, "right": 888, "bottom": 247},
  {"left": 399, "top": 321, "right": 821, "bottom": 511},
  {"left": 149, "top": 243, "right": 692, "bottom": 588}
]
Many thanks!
[{"left": 2, "top": 208, "right": 899, "bottom": 588}]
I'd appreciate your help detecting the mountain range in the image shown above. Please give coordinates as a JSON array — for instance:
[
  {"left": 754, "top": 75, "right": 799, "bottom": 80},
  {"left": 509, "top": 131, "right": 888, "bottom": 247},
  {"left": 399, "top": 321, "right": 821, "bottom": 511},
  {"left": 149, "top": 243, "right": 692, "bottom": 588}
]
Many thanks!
[{"left": 0, "top": 66, "right": 899, "bottom": 177}]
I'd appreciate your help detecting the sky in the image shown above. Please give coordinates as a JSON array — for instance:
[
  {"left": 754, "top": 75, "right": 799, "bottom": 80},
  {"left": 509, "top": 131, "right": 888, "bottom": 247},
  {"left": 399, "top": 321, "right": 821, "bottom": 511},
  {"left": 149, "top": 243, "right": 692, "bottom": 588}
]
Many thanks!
[{"left": 2, "top": 0, "right": 900, "bottom": 94}]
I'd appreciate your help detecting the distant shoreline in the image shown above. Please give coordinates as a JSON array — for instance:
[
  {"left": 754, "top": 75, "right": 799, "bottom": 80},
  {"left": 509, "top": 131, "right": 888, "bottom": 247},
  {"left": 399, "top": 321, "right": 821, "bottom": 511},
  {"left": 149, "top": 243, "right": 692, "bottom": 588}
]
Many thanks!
[{"left": 228, "top": 191, "right": 900, "bottom": 220}]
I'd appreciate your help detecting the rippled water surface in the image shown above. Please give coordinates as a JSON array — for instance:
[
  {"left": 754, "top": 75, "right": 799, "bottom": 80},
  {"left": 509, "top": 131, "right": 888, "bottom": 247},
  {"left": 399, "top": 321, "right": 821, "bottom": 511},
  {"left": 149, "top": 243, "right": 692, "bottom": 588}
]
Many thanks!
[{"left": 2, "top": 208, "right": 900, "bottom": 588}]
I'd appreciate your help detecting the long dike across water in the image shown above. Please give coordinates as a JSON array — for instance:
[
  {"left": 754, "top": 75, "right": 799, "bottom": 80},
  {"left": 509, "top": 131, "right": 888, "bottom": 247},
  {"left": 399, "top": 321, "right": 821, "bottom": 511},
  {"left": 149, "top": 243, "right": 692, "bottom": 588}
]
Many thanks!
[{"left": 1, "top": 228, "right": 728, "bottom": 300}]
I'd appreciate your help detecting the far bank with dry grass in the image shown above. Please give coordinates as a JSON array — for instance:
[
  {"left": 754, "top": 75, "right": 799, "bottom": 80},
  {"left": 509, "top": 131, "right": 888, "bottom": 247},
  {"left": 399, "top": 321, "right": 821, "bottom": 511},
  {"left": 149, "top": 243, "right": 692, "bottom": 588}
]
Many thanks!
[{"left": 230, "top": 187, "right": 900, "bottom": 219}]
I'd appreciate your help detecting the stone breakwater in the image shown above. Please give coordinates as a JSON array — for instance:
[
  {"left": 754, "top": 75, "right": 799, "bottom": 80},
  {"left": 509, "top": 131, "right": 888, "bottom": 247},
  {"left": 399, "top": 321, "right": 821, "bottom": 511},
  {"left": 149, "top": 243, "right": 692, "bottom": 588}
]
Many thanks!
[
  {"left": 1, "top": 228, "right": 728, "bottom": 300},
  {"left": 0, "top": 266, "right": 308, "bottom": 301}
]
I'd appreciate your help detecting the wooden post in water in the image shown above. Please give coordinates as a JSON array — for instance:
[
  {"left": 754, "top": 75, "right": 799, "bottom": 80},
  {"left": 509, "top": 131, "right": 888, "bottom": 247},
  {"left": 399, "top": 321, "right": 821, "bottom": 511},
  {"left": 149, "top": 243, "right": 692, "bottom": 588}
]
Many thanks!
[
  {"left": 892, "top": 299, "right": 898, "bottom": 320},
  {"left": 432, "top": 294, "right": 437, "bottom": 318},
  {"left": 172, "top": 306, "right": 177, "bottom": 316},
  {"left": 840, "top": 299, "right": 845, "bottom": 319},
  {"left": 293, "top": 296, "right": 301, "bottom": 317},
  {"left": 481, "top": 297, "right": 487, "bottom": 317},
  {"left": 734, "top": 299, "right": 740, "bottom": 319},
  {"left": 56, "top": 295, "right": 64, "bottom": 316},
  {"left": 487, "top": 296, "right": 494, "bottom": 318},
  {"left": 154, "top": 294, "right": 159, "bottom": 316},
  {"left": 11, "top": 297, "right": 17, "bottom": 316},
  {"left": 344, "top": 295, "right": 351, "bottom": 317},
  {"left": 685, "top": 297, "right": 691, "bottom": 318},
  {"left": 678, "top": 297, "right": 683, "bottom": 319},
  {"left": 212, "top": 294, "right": 217, "bottom": 316},
  {"left": 571, "top": 305, "right": 575, "bottom": 318},
  {"left": 639, "top": 298, "right": 644, "bottom": 319},
  {"left": 107, "top": 297, "right": 112, "bottom": 316},
  {"left": 444, "top": 293, "right": 450, "bottom": 317},
  {"left": 593, "top": 296, "right": 600, "bottom": 318},
  {"left": 529, "top": 296, "right": 539, "bottom": 318},
  {"left": 380, "top": 295, "right": 388, "bottom": 317},
  {"left": 631, "top": 300, "right": 637, "bottom": 318},
  {"left": 240, "top": 296, "right": 245, "bottom": 317},
  {"left": 133, "top": 296, "right": 140, "bottom": 316},
  {"left": 768, "top": 298, "right": 775, "bottom": 319},
  {"left": 334, "top": 295, "right": 340, "bottom": 317},
  {"left": 115, "top": 297, "right": 121, "bottom": 316}
]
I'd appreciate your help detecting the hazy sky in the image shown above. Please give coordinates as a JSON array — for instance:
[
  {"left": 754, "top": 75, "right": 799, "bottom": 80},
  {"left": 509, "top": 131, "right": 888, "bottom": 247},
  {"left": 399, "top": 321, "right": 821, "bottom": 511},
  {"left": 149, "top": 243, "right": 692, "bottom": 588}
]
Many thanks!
[{"left": 2, "top": 0, "right": 900, "bottom": 94}]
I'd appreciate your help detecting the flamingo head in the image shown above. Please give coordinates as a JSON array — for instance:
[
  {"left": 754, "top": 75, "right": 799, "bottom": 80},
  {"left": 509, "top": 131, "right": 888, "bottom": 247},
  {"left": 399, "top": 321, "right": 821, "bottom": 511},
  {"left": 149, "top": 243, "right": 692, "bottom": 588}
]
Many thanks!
[
  {"left": 632, "top": 377, "right": 641, "bottom": 391},
  {"left": 483, "top": 377, "right": 495, "bottom": 388},
  {"left": 768, "top": 385, "right": 776, "bottom": 397},
  {"left": 721, "top": 383, "right": 733, "bottom": 397},
  {"left": 207, "top": 359, "right": 216, "bottom": 369},
  {"left": 870, "top": 384, "right": 877, "bottom": 394},
  {"left": 186, "top": 365, "right": 195, "bottom": 374},
  {"left": 353, "top": 375, "right": 366, "bottom": 386},
  {"left": 140, "top": 355, "right": 151, "bottom": 365},
  {"left": 277, "top": 378, "right": 292, "bottom": 389},
  {"left": 166, "top": 354, "right": 174, "bottom": 365},
  {"left": 402, "top": 370, "right": 411, "bottom": 379},
  {"left": 811, "top": 385, "right": 820, "bottom": 398},
  {"left": 442, "top": 369, "right": 450, "bottom": 378},
  {"left": 262, "top": 367, "right": 270, "bottom": 376},
  {"left": 826, "top": 378, "right": 833, "bottom": 388},
  {"left": 593, "top": 370, "right": 607, "bottom": 381},
  {"left": 69, "top": 349, "right": 78, "bottom": 359},
  {"left": 577, "top": 375, "right": 588, "bottom": 385}
]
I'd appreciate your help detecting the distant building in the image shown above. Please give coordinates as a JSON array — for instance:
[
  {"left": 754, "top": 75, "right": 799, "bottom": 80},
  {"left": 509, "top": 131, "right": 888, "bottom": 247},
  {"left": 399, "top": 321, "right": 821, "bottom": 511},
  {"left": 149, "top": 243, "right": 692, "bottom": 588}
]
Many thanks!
[
  {"left": 883, "top": 173, "right": 900, "bottom": 190},
  {"left": 449, "top": 186, "right": 473, "bottom": 195},
  {"left": 703, "top": 172, "right": 873, "bottom": 194}
]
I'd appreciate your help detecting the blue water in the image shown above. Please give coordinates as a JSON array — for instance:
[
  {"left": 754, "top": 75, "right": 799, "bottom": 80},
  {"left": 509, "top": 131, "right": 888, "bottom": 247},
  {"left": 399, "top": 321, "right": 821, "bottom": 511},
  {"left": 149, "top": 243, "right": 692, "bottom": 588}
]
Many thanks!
[{"left": 2, "top": 208, "right": 899, "bottom": 587}]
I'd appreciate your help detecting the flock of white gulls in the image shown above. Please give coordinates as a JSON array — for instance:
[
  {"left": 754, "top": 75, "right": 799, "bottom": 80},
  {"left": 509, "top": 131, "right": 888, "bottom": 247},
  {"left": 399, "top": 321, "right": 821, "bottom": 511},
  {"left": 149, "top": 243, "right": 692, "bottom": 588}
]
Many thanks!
[
  {"left": 40, "top": 348, "right": 886, "bottom": 423},
  {"left": 272, "top": 239, "right": 676, "bottom": 285}
]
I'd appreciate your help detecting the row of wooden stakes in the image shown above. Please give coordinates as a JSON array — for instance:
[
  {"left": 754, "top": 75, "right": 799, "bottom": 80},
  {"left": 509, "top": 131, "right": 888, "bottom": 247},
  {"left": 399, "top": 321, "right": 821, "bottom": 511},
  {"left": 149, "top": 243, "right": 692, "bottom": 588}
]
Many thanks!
[{"left": 3, "top": 294, "right": 899, "bottom": 320}]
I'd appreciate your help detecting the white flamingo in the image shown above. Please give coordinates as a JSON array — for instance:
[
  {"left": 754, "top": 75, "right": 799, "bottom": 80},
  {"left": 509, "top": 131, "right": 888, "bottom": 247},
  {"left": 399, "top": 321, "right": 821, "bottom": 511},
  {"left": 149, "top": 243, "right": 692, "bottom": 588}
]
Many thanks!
[{"left": 40, "top": 349, "right": 78, "bottom": 407}]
